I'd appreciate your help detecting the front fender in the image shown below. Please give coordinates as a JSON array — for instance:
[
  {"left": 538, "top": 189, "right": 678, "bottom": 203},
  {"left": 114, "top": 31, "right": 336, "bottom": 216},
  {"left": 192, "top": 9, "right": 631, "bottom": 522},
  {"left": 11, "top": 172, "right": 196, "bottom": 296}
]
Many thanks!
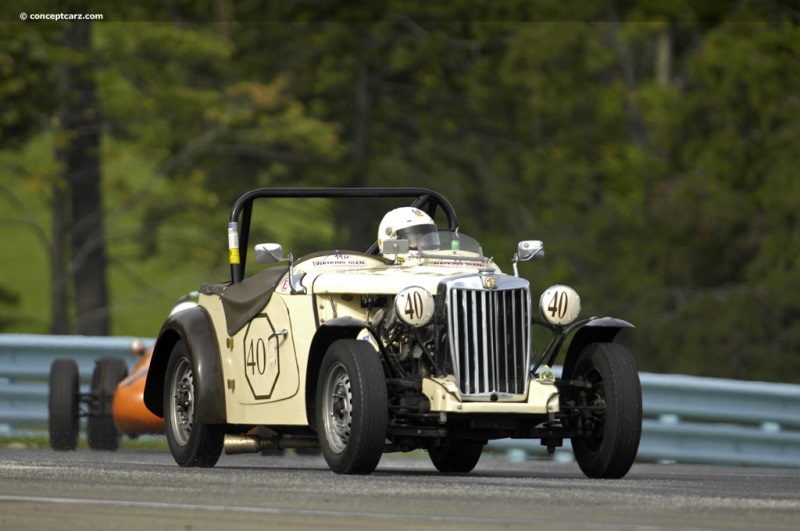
[
  {"left": 143, "top": 306, "right": 226, "bottom": 424},
  {"left": 561, "top": 317, "right": 634, "bottom": 379},
  {"left": 305, "top": 317, "right": 376, "bottom": 428}
]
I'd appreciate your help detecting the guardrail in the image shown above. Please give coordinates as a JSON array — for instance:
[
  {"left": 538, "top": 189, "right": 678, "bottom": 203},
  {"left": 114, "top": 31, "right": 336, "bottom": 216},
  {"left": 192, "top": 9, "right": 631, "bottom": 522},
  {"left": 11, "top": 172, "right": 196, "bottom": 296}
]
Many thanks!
[
  {"left": 488, "top": 372, "right": 800, "bottom": 468},
  {"left": 0, "top": 334, "right": 146, "bottom": 433},
  {"left": 2, "top": 334, "right": 800, "bottom": 468}
]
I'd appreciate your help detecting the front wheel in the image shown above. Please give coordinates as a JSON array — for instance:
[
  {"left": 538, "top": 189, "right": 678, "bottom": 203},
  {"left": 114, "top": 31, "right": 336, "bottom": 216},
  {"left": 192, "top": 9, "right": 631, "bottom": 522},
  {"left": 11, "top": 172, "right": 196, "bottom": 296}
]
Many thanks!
[
  {"left": 316, "top": 339, "right": 387, "bottom": 474},
  {"left": 564, "top": 342, "right": 642, "bottom": 479},
  {"left": 164, "top": 341, "right": 225, "bottom": 467}
]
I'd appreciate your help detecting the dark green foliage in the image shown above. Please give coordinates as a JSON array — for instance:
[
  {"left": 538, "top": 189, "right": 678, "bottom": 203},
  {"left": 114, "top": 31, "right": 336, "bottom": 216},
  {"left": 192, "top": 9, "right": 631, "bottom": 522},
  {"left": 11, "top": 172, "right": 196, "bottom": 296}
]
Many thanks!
[{"left": 1, "top": 0, "right": 798, "bottom": 381}]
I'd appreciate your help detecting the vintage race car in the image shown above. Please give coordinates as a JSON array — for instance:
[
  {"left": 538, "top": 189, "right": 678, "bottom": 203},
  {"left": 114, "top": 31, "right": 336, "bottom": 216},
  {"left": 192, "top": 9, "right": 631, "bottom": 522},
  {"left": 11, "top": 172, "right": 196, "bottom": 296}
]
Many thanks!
[
  {"left": 48, "top": 341, "right": 164, "bottom": 451},
  {"left": 48, "top": 299, "right": 197, "bottom": 451},
  {"left": 143, "top": 188, "right": 642, "bottom": 477}
]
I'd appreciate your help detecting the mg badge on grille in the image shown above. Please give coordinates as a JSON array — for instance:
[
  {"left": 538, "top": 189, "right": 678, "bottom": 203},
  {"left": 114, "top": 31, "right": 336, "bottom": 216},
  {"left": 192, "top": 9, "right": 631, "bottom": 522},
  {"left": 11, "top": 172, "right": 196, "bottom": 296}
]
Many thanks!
[{"left": 483, "top": 275, "right": 498, "bottom": 289}]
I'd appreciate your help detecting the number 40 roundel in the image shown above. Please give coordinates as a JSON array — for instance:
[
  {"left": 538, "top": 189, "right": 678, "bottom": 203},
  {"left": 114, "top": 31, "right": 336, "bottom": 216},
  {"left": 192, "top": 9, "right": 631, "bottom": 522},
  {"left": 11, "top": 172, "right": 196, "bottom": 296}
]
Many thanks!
[{"left": 539, "top": 285, "right": 581, "bottom": 326}]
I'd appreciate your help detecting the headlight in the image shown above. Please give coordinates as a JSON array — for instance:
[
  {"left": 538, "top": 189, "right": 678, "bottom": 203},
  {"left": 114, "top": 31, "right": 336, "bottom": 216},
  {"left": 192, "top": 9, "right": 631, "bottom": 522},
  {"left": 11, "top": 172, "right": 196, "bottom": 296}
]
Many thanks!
[
  {"left": 539, "top": 285, "right": 581, "bottom": 325},
  {"left": 394, "top": 286, "right": 435, "bottom": 327}
]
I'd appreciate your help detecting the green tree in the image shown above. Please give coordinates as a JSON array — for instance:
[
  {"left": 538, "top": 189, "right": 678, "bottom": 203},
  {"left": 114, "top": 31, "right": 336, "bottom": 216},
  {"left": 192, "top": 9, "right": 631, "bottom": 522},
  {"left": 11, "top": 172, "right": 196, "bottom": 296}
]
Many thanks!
[
  {"left": 1, "top": 4, "right": 342, "bottom": 334},
  {"left": 637, "top": 11, "right": 800, "bottom": 380}
]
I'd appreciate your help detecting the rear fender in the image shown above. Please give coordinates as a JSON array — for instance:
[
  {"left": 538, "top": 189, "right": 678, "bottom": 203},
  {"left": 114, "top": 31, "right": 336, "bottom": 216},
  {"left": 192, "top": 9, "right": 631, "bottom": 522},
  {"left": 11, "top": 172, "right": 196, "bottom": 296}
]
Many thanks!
[
  {"left": 143, "top": 306, "right": 226, "bottom": 424},
  {"left": 562, "top": 317, "right": 634, "bottom": 379}
]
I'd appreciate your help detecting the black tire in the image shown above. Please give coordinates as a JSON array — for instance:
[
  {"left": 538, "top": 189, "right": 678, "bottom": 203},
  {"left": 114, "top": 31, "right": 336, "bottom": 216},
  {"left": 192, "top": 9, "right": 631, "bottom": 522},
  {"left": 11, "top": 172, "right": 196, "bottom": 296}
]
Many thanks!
[
  {"left": 565, "top": 342, "right": 642, "bottom": 479},
  {"left": 48, "top": 358, "right": 80, "bottom": 451},
  {"left": 316, "top": 339, "right": 387, "bottom": 475},
  {"left": 87, "top": 357, "right": 128, "bottom": 451},
  {"left": 428, "top": 442, "right": 484, "bottom": 473},
  {"left": 164, "top": 341, "right": 225, "bottom": 467}
]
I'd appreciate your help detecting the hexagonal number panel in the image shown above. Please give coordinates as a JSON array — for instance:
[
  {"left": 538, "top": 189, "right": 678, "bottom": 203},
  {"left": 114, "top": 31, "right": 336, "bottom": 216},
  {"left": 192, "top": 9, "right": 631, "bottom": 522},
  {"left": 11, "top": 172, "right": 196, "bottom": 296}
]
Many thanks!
[{"left": 243, "top": 316, "right": 280, "bottom": 399}]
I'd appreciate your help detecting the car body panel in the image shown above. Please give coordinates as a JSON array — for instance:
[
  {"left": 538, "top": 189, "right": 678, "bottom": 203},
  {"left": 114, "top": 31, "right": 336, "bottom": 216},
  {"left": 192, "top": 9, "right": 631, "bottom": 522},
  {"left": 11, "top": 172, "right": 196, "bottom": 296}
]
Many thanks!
[{"left": 113, "top": 348, "right": 165, "bottom": 436}]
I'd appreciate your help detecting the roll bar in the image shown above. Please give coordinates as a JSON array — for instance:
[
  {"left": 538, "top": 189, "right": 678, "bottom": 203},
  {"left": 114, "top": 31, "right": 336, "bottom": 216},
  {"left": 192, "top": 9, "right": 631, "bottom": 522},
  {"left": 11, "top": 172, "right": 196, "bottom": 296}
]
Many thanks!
[{"left": 227, "top": 187, "right": 459, "bottom": 283}]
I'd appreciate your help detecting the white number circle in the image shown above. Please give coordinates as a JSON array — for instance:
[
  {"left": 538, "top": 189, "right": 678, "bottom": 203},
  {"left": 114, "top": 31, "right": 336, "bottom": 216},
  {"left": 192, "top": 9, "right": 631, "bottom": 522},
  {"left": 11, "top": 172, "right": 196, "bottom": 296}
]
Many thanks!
[
  {"left": 394, "top": 286, "right": 435, "bottom": 327},
  {"left": 539, "top": 285, "right": 581, "bottom": 325}
]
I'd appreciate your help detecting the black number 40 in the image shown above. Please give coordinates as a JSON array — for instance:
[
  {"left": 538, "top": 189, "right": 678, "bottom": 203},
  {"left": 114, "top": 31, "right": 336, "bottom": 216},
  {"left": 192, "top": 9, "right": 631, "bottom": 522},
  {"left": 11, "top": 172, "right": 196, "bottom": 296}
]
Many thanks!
[{"left": 547, "top": 291, "right": 568, "bottom": 319}]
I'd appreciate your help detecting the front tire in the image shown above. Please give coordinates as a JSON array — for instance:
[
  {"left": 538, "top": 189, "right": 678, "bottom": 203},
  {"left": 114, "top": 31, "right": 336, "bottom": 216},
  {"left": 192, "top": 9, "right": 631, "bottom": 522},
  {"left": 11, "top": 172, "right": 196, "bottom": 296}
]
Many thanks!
[
  {"left": 87, "top": 357, "right": 128, "bottom": 451},
  {"left": 164, "top": 341, "right": 225, "bottom": 467},
  {"left": 565, "top": 342, "right": 642, "bottom": 479},
  {"left": 316, "top": 340, "right": 387, "bottom": 474},
  {"left": 48, "top": 359, "right": 80, "bottom": 451}
]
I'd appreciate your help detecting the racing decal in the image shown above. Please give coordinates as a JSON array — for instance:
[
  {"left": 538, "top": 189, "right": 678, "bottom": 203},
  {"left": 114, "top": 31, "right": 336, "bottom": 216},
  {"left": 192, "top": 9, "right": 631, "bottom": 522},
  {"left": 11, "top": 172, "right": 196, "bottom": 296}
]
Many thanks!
[
  {"left": 228, "top": 222, "right": 240, "bottom": 265},
  {"left": 310, "top": 254, "right": 368, "bottom": 268},
  {"left": 242, "top": 316, "right": 280, "bottom": 399},
  {"left": 395, "top": 286, "right": 435, "bottom": 327},
  {"left": 427, "top": 260, "right": 485, "bottom": 269},
  {"left": 539, "top": 285, "right": 581, "bottom": 326},
  {"left": 278, "top": 277, "right": 291, "bottom": 293}
]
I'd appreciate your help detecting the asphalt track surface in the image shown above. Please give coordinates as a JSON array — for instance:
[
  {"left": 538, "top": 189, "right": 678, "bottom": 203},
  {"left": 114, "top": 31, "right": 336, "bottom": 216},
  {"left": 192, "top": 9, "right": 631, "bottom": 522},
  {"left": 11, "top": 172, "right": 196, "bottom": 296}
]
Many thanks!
[{"left": 1, "top": 448, "right": 798, "bottom": 530}]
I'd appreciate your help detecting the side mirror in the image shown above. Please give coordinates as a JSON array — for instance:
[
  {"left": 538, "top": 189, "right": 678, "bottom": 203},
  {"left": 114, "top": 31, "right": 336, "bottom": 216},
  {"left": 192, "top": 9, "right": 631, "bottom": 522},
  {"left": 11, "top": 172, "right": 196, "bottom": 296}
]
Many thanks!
[
  {"left": 512, "top": 240, "right": 544, "bottom": 277},
  {"left": 517, "top": 240, "right": 544, "bottom": 262},
  {"left": 255, "top": 243, "right": 283, "bottom": 264},
  {"left": 254, "top": 243, "right": 307, "bottom": 294}
]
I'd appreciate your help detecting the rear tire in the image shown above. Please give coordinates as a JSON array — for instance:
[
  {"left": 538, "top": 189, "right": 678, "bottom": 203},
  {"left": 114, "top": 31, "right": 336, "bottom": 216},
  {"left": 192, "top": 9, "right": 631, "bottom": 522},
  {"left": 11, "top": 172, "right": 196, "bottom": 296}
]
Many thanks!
[
  {"left": 87, "top": 357, "right": 128, "bottom": 451},
  {"left": 565, "top": 342, "right": 642, "bottom": 479},
  {"left": 316, "top": 340, "right": 387, "bottom": 475},
  {"left": 428, "top": 442, "right": 484, "bottom": 473},
  {"left": 164, "top": 341, "right": 225, "bottom": 467},
  {"left": 48, "top": 359, "right": 80, "bottom": 451}
]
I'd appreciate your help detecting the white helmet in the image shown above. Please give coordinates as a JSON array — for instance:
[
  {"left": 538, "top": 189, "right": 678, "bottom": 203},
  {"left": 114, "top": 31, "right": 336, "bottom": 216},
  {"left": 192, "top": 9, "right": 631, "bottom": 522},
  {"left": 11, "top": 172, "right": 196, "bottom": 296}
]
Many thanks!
[{"left": 378, "top": 207, "right": 439, "bottom": 253}]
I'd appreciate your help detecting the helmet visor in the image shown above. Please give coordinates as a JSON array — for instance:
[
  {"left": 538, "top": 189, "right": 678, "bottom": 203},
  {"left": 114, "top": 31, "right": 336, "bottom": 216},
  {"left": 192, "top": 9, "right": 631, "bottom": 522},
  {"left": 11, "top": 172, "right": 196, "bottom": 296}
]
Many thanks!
[{"left": 396, "top": 224, "right": 439, "bottom": 250}]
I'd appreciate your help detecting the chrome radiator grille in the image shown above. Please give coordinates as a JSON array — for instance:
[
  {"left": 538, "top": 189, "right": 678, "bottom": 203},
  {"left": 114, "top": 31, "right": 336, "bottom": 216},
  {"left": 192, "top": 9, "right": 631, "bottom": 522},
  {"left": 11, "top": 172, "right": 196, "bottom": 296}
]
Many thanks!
[{"left": 444, "top": 276, "right": 531, "bottom": 397}]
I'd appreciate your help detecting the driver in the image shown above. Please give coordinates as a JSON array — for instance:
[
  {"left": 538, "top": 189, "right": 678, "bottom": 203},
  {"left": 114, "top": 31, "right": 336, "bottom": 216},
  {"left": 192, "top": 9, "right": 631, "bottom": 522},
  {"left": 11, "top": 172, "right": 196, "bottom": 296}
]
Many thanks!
[{"left": 378, "top": 207, "right": 440, "bottom": 253}]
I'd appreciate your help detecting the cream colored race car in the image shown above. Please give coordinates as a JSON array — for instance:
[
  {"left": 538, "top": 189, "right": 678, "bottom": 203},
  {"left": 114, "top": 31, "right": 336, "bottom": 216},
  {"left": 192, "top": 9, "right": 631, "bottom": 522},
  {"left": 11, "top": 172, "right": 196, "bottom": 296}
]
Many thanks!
[{"left": 143, "top": 188, "right": 641, "bottom": 478}]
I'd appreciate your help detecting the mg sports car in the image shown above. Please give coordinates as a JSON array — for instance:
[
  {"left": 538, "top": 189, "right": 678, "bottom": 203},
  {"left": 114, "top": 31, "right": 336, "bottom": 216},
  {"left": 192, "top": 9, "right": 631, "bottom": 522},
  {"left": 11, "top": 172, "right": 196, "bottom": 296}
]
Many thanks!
[{"left": 142, "top": 187, "right": 642, "bottom": 477}]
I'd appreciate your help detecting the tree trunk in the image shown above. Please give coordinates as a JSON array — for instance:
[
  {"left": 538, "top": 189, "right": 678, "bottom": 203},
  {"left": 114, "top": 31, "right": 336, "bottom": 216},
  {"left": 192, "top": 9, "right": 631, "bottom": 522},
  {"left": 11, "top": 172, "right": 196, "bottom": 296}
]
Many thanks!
[
  {"left": 49, "top": 177, "right": 70, "bottom": 334},
  {"left": 54, "top": 19, "right": 109, "bottom": 336},
  {"left": 655, "top": 27, "right": 672, "bottom": 87},
  {"left": 344, "top": 58, "right": 372, "bottom": 247}
]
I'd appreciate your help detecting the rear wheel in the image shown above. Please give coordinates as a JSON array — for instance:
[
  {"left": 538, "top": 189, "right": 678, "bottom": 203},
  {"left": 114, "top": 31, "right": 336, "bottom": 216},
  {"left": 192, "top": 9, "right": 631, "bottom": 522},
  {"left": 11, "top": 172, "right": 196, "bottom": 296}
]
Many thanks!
[
  {"left": 565, "top": 342, "right": 642, "bottom": 479},
  {"left": 87, "top": 357, "right": 128, "bottom": 451},
  {"left": 164, "top": 341, "right": 225, "bottom": 467},
  {"left": 48, "top": 359, "right": 80, "bottom": 451},
  {"left": 316, "top": 340, "right": 387, "bottom": 474},
  {"left": 428, "top": 442, "right": 484, "bottom": 473}
]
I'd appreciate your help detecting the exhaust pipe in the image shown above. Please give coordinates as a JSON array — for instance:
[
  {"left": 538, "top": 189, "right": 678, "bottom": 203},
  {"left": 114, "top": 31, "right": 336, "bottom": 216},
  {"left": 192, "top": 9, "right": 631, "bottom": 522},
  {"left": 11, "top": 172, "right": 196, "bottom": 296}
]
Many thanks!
[{"left": 224, "top": 434, "right": 320, "bottom": 455}]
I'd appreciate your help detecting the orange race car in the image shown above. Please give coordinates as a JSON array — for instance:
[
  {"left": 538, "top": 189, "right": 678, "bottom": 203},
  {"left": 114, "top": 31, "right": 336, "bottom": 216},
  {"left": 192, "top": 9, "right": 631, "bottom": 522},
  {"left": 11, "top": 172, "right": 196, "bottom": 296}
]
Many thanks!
[
  {"left": 48, "top": 340, "right": 164, "bottom": 450},
  {"left": 47, "top": 299, "right": 197, "bottom": 451}
]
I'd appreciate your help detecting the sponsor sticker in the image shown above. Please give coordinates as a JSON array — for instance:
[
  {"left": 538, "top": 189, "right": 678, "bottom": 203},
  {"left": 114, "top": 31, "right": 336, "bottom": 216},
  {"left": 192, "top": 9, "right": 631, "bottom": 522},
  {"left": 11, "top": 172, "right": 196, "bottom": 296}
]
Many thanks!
[
  {"left": 228, "top": 222, "right": 240, "bottom": 265},
  {"left": 311, "top": 254, "right": 367, "bottom": 268}
]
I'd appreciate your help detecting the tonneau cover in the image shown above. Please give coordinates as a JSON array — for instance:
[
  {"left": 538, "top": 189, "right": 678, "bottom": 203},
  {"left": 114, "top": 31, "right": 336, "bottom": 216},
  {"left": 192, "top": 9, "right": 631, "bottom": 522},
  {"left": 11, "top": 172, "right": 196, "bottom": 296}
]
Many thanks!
[{"left": 201, "top": 266, "right": 289, "bottom": 336}]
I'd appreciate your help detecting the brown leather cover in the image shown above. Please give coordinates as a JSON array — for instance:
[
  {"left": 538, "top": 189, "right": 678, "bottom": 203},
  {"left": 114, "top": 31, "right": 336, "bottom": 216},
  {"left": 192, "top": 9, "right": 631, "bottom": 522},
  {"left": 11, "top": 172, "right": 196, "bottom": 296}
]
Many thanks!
[{"left": 201, "top": 266, "right": 289, "bottom": 336}]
